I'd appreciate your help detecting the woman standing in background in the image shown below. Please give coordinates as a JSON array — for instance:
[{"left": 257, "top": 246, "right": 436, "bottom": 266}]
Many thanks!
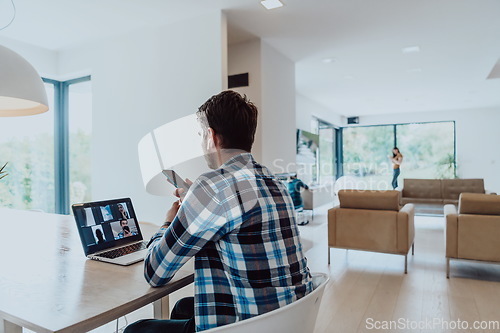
[{"left": 390, "top": 147, "right": 403, "bottom": 189}]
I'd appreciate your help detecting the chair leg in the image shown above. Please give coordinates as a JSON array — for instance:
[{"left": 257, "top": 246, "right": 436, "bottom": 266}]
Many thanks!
[
  {"left": 328, "top": 247, "right": 330, "bottom": 265},
  {"left": 404, "top": 255, "right": 408, "bottom": 274},
  {"left": 412, "top": 243, "right": 414, "bottom": 256},
  {"left": 446, "top": 258, "right": 450, "bottom": 279}
]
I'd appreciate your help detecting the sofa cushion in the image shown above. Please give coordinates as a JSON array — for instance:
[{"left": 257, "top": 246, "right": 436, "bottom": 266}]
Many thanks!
[
  {"left": 459, "top": 193, "right": 500, "bottom": 216},
  {"left": 402, "top": 179, "right": 442, "bottom": 199},
  {"left": 442, "top": 179, "right": 484, "bottom": 200},
  {"left": 339, "top": 190, "right": 400, "bottom": 211}
]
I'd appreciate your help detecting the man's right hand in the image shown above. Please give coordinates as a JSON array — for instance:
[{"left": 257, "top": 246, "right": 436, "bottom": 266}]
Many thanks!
[{"left": 173, "top": 178, "right": 193, "bottom": 200}]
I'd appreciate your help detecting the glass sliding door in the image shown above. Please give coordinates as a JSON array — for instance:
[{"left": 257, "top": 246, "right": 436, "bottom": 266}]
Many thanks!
[
  {"left": 318, "top": 125, "right": 337, "bottom": 185},
  {"left": 342, "top": 125, "right": 394, "bottom": 190},
  {"left": 396, "top": 122, "right": 455, "bottom": 179},
  {"left": 340, "top": 121, "right": 456, "bottom": 189}
]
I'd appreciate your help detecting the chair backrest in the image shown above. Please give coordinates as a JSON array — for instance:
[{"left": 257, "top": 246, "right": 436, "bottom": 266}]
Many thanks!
[
  {"left": 338, "top": 189, "right": 400, "bottom": 211},
  {"left": 204, "top": 272, "right": 329, "bottom": 333},
  {"left": 458, "top": 193, "right": 500, "bottom": 215}
]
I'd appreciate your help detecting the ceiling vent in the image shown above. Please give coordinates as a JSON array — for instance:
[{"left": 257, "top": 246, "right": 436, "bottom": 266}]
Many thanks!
[{"left": 347, "top": 117, "right": 359, "bottom": 124}]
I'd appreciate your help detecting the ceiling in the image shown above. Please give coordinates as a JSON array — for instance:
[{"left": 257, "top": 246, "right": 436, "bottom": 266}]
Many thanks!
[{"left": 1, "top": 0, "right": 499, "bottom": 117}]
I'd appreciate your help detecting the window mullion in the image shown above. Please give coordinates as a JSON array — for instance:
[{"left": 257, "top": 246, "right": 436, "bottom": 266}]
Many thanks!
[{"left": 54, "top": 82, "right": 70, "bottom": 214}]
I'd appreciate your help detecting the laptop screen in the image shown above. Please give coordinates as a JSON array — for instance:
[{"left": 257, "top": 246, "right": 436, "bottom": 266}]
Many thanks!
[{"left": 72, "top": 198, "right": 144, "bottom": 256}]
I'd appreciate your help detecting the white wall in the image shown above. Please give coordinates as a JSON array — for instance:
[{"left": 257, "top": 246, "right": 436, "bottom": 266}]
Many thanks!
[
  {"left": 0, "top": 36, "right": 58, "bottom": 78},
  {"left": 228, "top": 39, "right": 262, "bottom": 161},
  {"left": 58, "top": 11, "right": 226, "bottom": 223},
  {"left": 354, "top": 107, "right": 500, "bottom": 193},
  {"left": 296, "top": 94, "right": 343, "bottom": 130},
  {"left": 228, "top": 39, "right": 296, "bottom": 174},
  {"left": 260, "top": 41, "right": 296, "bottom": 174}
]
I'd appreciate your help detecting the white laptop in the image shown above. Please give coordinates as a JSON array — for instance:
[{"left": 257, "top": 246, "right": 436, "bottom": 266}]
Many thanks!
[{"left": 72, "top": 198, "right": 148, "bottom": 265}]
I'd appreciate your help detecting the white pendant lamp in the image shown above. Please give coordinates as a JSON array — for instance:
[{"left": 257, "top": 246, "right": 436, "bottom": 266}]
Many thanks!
[{"left": 0, "top": 44, "right": 49, "bottom": 117}]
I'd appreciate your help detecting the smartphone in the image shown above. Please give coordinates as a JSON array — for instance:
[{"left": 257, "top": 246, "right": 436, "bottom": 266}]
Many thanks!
[{"left": 162, "top": 170, "right": 190, "bottom": 192}]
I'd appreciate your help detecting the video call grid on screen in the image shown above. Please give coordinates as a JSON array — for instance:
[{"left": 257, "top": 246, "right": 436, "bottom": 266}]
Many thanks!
[{"left": 72, "top": 198, "right": 142, "bottom": 254}]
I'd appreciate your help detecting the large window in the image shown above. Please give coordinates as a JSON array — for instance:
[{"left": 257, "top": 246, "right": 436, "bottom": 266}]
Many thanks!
[
  {"left": 342, "top": 122, "right": 455, "bottom": 189},
  {"left": 396, "top": 122, "right": 455, "bottom": 179},
  {"left": 343, "top": 125, "right": 394, "bottom": 189},
  {"left": 0, "top": 77, "right": 91, "bottom": 214},
  {"left": 0, "top": 83, "right": 56, "bottom": 212},
  {"left": 69, "top": 80, "right": 92, "bottom": 206}
]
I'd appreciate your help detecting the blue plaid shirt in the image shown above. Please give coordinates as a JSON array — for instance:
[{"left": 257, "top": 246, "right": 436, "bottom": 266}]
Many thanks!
[{"left": 145, "top": 153, "right": 313, "bottom": 331}]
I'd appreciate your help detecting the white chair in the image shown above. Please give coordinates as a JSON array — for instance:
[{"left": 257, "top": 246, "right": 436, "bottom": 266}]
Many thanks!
[{"left": 204, "top": 272, "right": 329, "bottom": 333}]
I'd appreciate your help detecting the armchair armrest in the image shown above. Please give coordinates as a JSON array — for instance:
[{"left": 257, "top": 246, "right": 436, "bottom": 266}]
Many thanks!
[
  {"left": 444, "top": 204, "right": 457, "bottom": 216},
  {"left": 399, "top": 203, "right": 415, "bottom": 215},
  {"left": 396, "top": 188, "right": 403, "bottom": 206},
  {"left": 444, "top": 204, "right": 458, "bottom": 258},
  {"left": 327, "top": 206, "right": 340, "bottom": 247},
  {"left": 396, "top": 203, "right": 415, "bottom": 253}
]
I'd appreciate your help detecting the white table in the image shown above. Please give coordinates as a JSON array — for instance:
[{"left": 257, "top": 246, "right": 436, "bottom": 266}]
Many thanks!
[{"left": 0, "top": 208, "right": 194, "bottom": 333}]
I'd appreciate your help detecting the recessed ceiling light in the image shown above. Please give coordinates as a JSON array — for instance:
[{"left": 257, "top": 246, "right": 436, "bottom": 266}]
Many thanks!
[
  {"left": 261, "top": 0, "right": 283, "bottom": 10},
  {"left": 322, "top": 57, "right": 335, "bottom": 64},
  {"left": 402, "top": 46, "right": 421, "bottom": 54}
]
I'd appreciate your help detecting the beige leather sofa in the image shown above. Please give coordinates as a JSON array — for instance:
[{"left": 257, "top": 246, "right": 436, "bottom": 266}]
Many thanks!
[
  {"left": 445, "top": 193, "right": 500, "bottom": 278},
  {"left": 401, "top": 178, "right": 486, "bottom": 206},
  {"left": 328, "top": 190, "right": 415, "bottom": 273}
]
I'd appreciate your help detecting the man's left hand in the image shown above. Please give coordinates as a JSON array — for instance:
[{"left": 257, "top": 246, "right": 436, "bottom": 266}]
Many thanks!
[{"left": 165, "top": 200, "right": 180, "bottom": 224}]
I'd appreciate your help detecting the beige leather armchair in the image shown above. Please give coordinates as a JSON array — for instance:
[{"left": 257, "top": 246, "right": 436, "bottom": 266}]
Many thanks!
[
  {"left": 328, "top": 190, "right": 415, "bottom": 273},
  {"left": 445, "top": 193, "right": 500, "bottom": 278}
]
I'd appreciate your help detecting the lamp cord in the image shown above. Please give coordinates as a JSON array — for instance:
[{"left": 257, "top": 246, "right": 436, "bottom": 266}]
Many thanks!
[{"left": 0, "top": 0, "right": 16, "bottom": 31}]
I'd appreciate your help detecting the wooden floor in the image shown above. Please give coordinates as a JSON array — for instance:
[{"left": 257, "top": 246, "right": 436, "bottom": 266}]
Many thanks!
[{"left": 301, "top": 211, "right": 500, "bottom": 333}]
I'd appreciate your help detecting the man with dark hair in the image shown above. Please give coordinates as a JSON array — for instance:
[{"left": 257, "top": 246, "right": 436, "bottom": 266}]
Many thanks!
[
  {"left": 125, "top": 90, "right": 312, "bottom": 333},
  {"left": 116, "top": 219, "right": 129, "bottom": 238}
]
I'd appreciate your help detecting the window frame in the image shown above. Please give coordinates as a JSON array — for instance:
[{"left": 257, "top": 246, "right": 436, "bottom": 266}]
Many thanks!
[
  {"left": 339, "top": 120, "right": 457, "bottom": 179},
  {"left": 315, "top": 118, "right": 340, "bottom": 184},
  {"left": 42, "top": 76, "right": 91, "bottom": 214}
]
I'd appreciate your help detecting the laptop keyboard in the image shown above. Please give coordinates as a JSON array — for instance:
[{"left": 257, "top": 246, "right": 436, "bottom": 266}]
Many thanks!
[{"left": 96, "top": 242, "right": 147, "bottom": 259}]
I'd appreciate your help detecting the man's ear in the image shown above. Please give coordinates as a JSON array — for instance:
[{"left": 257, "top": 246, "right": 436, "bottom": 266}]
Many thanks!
[{"left": 207, "top": 127, "right": 219, "bottom": 147}]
